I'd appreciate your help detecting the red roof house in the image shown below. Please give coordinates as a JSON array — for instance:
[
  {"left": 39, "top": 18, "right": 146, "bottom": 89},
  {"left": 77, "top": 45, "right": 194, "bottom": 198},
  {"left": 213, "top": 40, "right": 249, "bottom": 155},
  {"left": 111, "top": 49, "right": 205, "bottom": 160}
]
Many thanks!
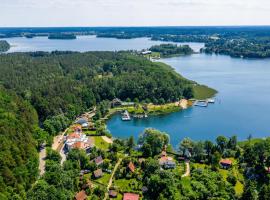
[
  {"left": 123, "top": 193, "right": 139, "bottom": 200},
  {"left": 128, "top": 162, "right": 135, "bottom": 173},
  {"left": 75, "top": 190, "right": 87, "bottom": 200},
  {"left": 220, "top": 159, "right": 232, "bottom": 169}
]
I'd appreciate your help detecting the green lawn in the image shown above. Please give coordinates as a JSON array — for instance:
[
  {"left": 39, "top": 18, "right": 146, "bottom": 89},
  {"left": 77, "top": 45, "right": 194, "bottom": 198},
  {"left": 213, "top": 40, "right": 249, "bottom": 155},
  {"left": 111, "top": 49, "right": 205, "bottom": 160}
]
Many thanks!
[
  {"left": 114, "top": 178, "right": 141, "bottom": 192},
  {"left": 94, "top": 136, "right": 110, "bottom": 150},
  {"left": 193, "top": 84, "right": 217, "bottom": 99},
  {"left": 84, "top": 130, "right": 97, "bottom": 135},
  {"left": 96, "top": 173, "right": 111, "bottom": 185}
]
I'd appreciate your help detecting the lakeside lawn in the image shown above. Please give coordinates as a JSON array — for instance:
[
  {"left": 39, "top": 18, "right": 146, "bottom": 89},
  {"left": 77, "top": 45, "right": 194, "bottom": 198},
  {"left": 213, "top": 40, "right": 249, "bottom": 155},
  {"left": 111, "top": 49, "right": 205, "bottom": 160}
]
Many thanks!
[
  {"left": 193, "top": 84, "right": 217, "bottom": 100},
  {"left": 93, "top": 136, "right": 110, "bottom": 150}
]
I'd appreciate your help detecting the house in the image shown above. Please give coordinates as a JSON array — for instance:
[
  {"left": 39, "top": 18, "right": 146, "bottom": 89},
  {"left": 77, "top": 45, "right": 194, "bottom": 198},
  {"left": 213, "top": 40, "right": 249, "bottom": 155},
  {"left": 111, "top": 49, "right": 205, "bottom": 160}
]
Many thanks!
[
  {"left": 138, "top": 158, "right": 145, "bottom": 164},
  {"left": 73, "top": 125, "right": 82, "bottom": 133},
  {"left": 76, "top": 118, "right": 89, "bottom": 126},
  {"left": 93, "top": 169, "right": 103, "bottom": 179},
  {"left": 65, "top": 132, "right": 94, "bottom": 151},
  {"left": 161, "top": 151, "right": 167, "bottom": 157},
  {"left": 75, "top": 190, "right": 87, "bottom": 200},
  {"left": 111, "top": 98, "right": 122, "bottom": 107},
  {"left": 123, "top": 193, "right": 139, "bottom": 200},
  {"left": 159, "top": 156, "right": 176, "bottom": 169},
  {"left": 94, "top": 156, "right": 104, "bottom": 166},
  {"left": 109, "top": 190, "right": 118, "bottom": 198},
  {"left": 265, "top": 167, "right": 270, "bottom": 174},
  {"left": 141, "top": 50, "right": 152, "bottom": 55},
  {"left": 128, "top": 162, "right": 135, "bottom": 173},
  {"left": 220, "top": 159, "right": 232, "bottom": 169}
]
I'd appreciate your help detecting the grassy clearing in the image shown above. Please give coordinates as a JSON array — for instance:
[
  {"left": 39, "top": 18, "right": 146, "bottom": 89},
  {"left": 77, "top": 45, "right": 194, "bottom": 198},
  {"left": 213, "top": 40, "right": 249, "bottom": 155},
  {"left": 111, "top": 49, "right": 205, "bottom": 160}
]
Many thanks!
[
  {"left": 96, "top": 173, "right": 111, "bottom": 185},
  {"left": 193, "top": 84, "right": 217, "bottom": 99},
  {"left": 93, "top": 136, "right": 110, "bottom": 150},
  {"left": 114, "top": 178, "right": 142, "bottom": 192}
]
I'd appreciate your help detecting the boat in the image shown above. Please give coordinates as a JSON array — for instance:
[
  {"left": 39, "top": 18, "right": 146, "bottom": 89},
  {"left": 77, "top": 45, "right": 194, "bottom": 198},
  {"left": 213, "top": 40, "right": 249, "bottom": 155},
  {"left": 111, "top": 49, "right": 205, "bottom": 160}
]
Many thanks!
[
  {"left": 194, "top": 100, "right": 208, "bottom": 107},
  {"left": 207, "top": 98, "right": 215, "bottom": 103},
  {"left": 121, "top": 110, "right": 131, "bottom": 121}
]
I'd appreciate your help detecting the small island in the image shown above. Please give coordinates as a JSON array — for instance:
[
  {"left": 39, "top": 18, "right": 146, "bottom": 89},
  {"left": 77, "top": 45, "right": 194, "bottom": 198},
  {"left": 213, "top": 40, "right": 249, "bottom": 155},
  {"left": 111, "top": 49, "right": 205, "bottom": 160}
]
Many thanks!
[
  {"left": 0, "top": 40, "right": 10, "bottom": 52},
  {"left": 148, "top": 43, "right": 193, "bottom": 58},
  {"left": 48, "top": 33, "right": 77, "bottom": 40}
]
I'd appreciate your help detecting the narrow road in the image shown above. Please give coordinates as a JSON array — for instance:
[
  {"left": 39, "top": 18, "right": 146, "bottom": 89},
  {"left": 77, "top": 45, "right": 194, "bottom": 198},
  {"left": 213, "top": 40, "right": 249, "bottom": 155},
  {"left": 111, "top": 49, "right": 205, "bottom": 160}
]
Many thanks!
[
  {"left": 182, "top": 161, "right": 190, "bottom": 178},
  {"left": 38, "top": 143, "right": 46, "bottom": 176},
  {"left": 103, "top": 158, "right": 123, "bottom": 200}
]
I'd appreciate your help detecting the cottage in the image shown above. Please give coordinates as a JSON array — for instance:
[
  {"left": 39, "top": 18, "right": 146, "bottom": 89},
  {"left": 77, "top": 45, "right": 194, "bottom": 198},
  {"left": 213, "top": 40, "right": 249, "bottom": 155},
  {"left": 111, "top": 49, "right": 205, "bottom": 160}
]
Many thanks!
[
  {"left": 109, "top": 190, "right": 118, "bottom": 198},
  {"left": 159, "top": 156, "right": 176, "bottom": 169},
  {"left": 94, "top": 156, "right": 104, "bottom": 166},
  {"left": 128, "top": 162, "right": 135, "bottom": 173},
  {"left": 123, "top": 193, "right": 139, "bottom": 200},
  {"left": 141, "top": 50, "right": 152, "bottom": 55},
  {"left": 111, "top": 98, "right": 122, "bottom": 107},
  {"left": 93, "top": 169, "right": 103, "bottom": 179},
  {"left": 75, "top": 190, "right": 87, "bottom": 200},
  {"left": 76, "top": 118, "right": 88, "bottom": 126},
  {"left": 220, "top": 159, "right": 232, "bottom": 169}
]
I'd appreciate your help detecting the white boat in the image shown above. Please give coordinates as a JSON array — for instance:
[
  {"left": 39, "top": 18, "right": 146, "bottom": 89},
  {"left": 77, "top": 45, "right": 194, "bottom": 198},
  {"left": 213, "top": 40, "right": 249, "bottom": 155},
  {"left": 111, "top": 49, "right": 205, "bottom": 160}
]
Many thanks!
[
  {"left": 207, "top": 98, "right": 215, "bottom": 103},
  {"left": 121, "top": 110, "right": 131, "bottom": 121},
  {"left": 194, "top": 100, "right": 208, "bottom": 107}
]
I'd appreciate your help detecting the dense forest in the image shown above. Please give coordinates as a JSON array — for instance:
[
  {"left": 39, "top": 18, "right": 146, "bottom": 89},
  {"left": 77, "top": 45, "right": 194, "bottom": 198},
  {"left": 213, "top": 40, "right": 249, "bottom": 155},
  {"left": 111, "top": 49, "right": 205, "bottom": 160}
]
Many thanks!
[
  {"left": 0, "top": 87, "right": 39, "bottom": 199},
  {"left": 0, "top": 40, "right": 10, "bottom": 52},
  {"left": 149, "top": 44, "right": 193, "bottom": 57},
  {"left": 48, "top": 34, "right": 76, "bottom": 40},
  {"left": 0, "top": 51, "right": 194, "bottom": 123}
]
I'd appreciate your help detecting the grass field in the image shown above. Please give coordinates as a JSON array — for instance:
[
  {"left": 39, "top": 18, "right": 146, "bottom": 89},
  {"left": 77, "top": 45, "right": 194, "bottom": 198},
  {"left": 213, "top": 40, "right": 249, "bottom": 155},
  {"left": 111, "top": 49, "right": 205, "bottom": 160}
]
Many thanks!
[
  {"left": 96, "top": 173, "right": 111, "bottom": 185},
  {"left": 193, "top": 84, "right": 217, "bottom": 99},
  {"left": 93, "top": 136, "right": 110, "bottom": 150}
]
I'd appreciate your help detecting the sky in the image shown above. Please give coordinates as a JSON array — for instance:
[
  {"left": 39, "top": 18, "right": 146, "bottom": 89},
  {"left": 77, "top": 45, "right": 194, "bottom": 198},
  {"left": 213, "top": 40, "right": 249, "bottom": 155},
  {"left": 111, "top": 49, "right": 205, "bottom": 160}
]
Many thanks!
[{"left": 0, "top": 0, "right": 270, "bottom": 27}]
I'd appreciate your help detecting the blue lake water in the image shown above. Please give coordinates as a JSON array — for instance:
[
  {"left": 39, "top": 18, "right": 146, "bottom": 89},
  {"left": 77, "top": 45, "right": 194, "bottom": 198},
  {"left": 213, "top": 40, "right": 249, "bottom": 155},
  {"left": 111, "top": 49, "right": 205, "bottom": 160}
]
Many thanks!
[
  {"left": 5, "top": 36, "right": 202, "bottom": 53},
  {"left": 107, "top": 54, "right": 270, "bottom": 146},
  {"left": 4, "top": 36, "right": 270, "bottom": 146}
]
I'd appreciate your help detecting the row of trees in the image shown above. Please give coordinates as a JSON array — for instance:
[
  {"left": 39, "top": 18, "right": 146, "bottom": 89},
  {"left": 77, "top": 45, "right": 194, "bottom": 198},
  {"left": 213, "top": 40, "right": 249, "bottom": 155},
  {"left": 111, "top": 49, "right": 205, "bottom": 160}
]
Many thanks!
[
  {"left": 0, "top": 40, "right": 10, "bottom": 52},
  {"left": 149, "top": 44, "right": 193, "bottom": 57}
]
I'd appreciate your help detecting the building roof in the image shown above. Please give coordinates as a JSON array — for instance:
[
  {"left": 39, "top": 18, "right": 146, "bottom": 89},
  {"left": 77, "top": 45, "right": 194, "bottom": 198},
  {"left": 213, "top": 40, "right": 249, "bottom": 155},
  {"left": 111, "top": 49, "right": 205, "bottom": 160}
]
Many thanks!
[
  {"left": 75, "top": 190, "right": 87, "bottom": 200},
  {"left": 67, "top": 132, "right": 81, "bottom": 139},
  {"left": 93, "top": 169, "right": 103, "bottom": 178},
  {"left": 72, "top": 141, "right": 84, "bottom": 149},
  {"left": 128, "top": 162, "right": 135, "bottom": 173},
  {"left": 159, "top": 156, "right": 175, "bottom": 166},
  {"left": 161, "top": 151, "right": 167, "bottom": 157},
  {"left": 123, "top": 193, "right": 139, "bottom": 200},
  {"left": 265, "top": 167, "right": 270, "bottom": 173},
  {"left": 109, "top": 190, "right": 118, "bottom": 198},
  {"left": 94, "top": 156, "right": 103, "bottom": 165},
  {"left": 76, "top": 118, "right": 88, "bottom": 125},
  {"left": 220, "top": 159, "right": 232, "bottom": 165}
]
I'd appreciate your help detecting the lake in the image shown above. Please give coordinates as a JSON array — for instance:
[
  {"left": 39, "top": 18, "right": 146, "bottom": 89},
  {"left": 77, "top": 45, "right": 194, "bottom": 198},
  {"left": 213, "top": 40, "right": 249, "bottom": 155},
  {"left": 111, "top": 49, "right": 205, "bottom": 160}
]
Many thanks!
[
  {"left": 108, "top": 54, "right": 270, "bottom": 146},
  {"left": 5, "top": 35, "right": 202, "bottom": 53},
  {"left": 5, "top": 36, "right": 270, "bottom": 146}
]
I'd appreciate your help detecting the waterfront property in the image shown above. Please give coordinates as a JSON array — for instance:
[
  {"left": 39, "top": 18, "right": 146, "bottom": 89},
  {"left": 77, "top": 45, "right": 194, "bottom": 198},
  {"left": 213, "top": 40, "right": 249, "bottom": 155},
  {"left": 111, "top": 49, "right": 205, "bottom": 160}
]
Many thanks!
[{"left": 220, "top": 159, "right": 232, "bottom": 169}]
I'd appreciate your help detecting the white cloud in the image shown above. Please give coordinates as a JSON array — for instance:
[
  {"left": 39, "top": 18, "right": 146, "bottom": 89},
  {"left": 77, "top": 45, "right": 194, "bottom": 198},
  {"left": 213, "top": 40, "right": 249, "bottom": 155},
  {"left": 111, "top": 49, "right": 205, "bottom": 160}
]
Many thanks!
[{"left": 0, "top": 0, "right": 269, "bottom": 26}]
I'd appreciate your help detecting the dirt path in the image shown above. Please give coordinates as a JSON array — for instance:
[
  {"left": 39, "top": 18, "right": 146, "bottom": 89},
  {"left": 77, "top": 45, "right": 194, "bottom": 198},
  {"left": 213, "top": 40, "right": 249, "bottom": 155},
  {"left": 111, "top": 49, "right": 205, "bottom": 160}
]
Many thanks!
[
  {"left": 101, "top": 136, "right": 113, "bottom": 144},
  {"left": 38, "top": 143, "right": 46, "bottom": 176},
  {"left": 182, "top": 161, "right": 190, "bottom": 177},
  {"left": 103, "top": 158, "right": 123, "bottom": 200},
  {"left": 52, "top": 128, "right": 68, "bottom": 151}
]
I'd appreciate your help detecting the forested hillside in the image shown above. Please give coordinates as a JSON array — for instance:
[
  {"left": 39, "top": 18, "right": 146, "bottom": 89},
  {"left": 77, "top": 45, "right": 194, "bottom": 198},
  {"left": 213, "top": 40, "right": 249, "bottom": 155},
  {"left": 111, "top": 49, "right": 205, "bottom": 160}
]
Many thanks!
[
  {"left": 0, "top": 87, "right": 39, "bottom": 199},
  {"left": 0, "top": 51, "right": 194, "bottom": 125}
]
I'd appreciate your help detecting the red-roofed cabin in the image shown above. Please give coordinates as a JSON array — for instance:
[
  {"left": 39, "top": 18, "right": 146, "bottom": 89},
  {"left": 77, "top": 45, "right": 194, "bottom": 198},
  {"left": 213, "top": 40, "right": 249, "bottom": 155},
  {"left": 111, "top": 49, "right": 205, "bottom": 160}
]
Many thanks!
[
  {"left": 128, "top": 162, "right": 135, "bottom": 173},
  {"left": 75, "top": 190, "right": 87, "bottom": 200},
  {"left": 220, "top": 159, "right": 232, "bottom": 169},
  {"left": 123, "top": 193, "right": 139, "bottom": 200},
  {"left": 67, "top": 133, "right": 80, "bottom": 139}
]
